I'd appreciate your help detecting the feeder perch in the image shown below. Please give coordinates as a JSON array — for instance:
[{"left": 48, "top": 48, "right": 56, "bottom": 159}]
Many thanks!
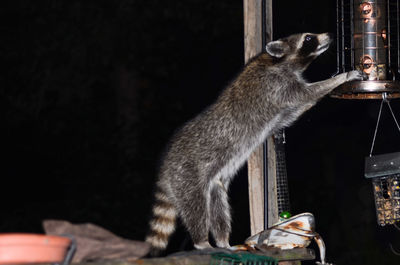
[{"left": 365, "top": 152, "right": 400, "bottom": 225}]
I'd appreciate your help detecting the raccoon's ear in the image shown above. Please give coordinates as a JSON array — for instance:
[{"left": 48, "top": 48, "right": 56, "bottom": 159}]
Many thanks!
[{"left": 265, "top": 40, "right": 288, "bottom": 58}]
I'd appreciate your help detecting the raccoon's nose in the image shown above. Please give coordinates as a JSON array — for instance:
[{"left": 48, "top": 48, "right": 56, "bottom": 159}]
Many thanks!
[{"left": 327, "top": 33, "right": 334, "bottom": 40}]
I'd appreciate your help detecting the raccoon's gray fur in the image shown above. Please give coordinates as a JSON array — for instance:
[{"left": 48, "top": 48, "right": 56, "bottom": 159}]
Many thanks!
[{"left": 145, "top": 32, "right": 363, "bottom": 254}]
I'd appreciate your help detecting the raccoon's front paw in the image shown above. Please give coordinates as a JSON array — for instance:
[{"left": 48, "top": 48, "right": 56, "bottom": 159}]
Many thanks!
[{"left": 346, "top": 70, "right": 366, "bottom": 81}]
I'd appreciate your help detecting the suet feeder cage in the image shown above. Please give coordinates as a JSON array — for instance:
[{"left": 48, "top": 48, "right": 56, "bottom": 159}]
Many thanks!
[
  {"left": 363, "top": 94, "right": 400, "bottom": 225},
  {"left": 365, "top": 152, "right": 400, "bottom": 225},
  {"left": 332, "top": 0, "right": 400, "bottom": 99}
]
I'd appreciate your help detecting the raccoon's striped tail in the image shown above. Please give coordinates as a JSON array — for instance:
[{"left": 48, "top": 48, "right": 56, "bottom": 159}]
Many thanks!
[{"left": 145, "top": 189, "right": 177, "bottom": 256}]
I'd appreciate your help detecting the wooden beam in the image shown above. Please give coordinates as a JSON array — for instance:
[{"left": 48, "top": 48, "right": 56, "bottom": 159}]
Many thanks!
[
  {"left": 244, "top": 0, "right": 264, "bottom": 236},
  {"left": 263, "top": 0, "right": 280, "bottom": 229},
  {"left": 245, "top": 4, "right": 301, "bottom": 264},
  {"left": 244, "top": 0, "right": 274, "bottom": 235},
  {"left": 244, "top": 0, "right": 263, "bottom": 63}
]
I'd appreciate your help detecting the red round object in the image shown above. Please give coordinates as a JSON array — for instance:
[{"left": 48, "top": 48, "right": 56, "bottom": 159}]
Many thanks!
[{"left": 0, "top": 233, "right": 71, "bottom": 264}]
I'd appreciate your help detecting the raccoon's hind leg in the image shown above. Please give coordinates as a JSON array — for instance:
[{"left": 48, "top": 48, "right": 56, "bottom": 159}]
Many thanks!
[
  {"left": 176, "top": 182, "right": 212, "bottom": 250},
  {"left": 209, "top": 179, "right": 231, "bottom": 248}
]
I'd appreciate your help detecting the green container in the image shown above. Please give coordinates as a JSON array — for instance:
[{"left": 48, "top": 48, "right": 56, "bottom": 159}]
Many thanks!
[{"left": 210, "top": 252, "right": 278, "bottom": 265}]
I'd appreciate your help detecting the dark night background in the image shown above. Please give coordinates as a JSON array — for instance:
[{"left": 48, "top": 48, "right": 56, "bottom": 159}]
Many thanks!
[{"left": 2, "top": 0, "right": 400, "bottom": 264}]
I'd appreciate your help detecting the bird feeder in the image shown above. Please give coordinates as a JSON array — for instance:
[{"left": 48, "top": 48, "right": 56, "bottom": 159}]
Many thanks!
[
  {"left": 363, "top": 94, "right": 400, "bottom": 226},
  {"left": 333, "top": 0, "right": 400, "bottom": 226},
  {"left": 332, "top": 0, "right": 400, "bottom": 99},
  {"left": 365, "top": 152, "right": 400, "bottom": 225}
]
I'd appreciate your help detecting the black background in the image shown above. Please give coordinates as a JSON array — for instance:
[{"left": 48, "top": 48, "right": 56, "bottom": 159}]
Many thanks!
[{"left": 2, "top": 1, "right": 400, "bottom": 264}]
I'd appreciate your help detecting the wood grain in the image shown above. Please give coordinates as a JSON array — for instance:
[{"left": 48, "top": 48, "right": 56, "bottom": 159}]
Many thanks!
[
  {"left": 244, "top": 0, "right": 275, "bottom": 235},
  {"left": 244, "top": 0, "right": 264, "bottom": 235}
]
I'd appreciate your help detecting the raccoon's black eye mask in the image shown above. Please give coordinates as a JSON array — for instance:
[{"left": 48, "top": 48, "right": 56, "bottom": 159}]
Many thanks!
[{"left": 299, "top": 35, "right": 319, "bottom": 57}]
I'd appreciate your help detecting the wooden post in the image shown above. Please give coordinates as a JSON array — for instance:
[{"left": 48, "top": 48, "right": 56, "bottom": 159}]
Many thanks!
[
  {"left": 244, "top": 0, "right": 264, "bottom": 236},
  {"left": 244, "top": 0, "right": 275, "bottom": 235},
  {"left": 244, "top": 2, "right": 301, "bottom": 264},
  {"left": 244, "top": 0, "right": 263, "bottom": 62}
]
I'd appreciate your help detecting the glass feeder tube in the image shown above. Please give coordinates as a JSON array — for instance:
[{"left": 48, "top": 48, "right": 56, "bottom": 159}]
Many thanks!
[{"left": 332, "top": 0, "right": 400, "bottom": 99}]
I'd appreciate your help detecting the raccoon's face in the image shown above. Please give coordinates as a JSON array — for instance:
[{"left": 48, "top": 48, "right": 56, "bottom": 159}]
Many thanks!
[{"left": 266, "top": 33, "right": 332, "bottom": 66}]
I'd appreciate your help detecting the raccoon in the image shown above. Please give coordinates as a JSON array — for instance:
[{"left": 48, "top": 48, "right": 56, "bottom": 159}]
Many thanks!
[{"left": 145, "top": 32, "right": 364, "bottom": 254}]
